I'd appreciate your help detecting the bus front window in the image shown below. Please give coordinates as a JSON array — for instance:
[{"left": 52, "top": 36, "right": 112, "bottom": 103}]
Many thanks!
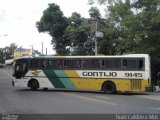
[
  {"left": 14, "top": 61, "right": 28, "bottom": 79},
  {"left": 15, "top": 64, "right": 20, "bottom": 72}
]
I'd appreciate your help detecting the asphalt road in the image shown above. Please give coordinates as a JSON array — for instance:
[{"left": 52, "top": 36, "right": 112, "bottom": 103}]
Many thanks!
[{"left": 0, "top": 68, "right": 160, "bottom": 114}]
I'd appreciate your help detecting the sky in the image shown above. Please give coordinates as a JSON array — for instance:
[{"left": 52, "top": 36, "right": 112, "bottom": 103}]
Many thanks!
[{"left": 0, "top": 0, "right": 106, "bottom": 55}]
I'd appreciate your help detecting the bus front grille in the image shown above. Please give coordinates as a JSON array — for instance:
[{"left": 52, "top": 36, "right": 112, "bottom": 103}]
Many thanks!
[{"left": 130, "top": 80, "right": 142, "bottom": 90}]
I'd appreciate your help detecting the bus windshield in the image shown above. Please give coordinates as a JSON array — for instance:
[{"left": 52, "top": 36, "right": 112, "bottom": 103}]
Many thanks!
[{"left": 13, "top": 59, "right": 28, "bottom": 79}]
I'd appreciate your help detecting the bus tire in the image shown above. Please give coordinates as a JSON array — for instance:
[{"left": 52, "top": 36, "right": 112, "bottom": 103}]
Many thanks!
[
  {"left": 102, "top": 81, "right": 116, "bottom": 94},
  {"left": 29, "top": 79, "right": 39, "bottom": 91}
]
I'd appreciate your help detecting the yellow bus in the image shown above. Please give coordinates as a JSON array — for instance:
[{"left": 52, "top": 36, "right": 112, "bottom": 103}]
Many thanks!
[{"left": 12, "top": 54, "right": 151, "bottom": 93}]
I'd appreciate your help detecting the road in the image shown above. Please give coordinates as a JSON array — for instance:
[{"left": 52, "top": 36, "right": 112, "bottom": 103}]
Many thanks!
[{"left": 0, "top": 68, "right": 160, "bottom": 114}]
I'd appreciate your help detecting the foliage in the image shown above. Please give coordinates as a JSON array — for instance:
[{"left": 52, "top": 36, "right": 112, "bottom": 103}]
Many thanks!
[
  {"left": 37, "top": 1, "right": 160, "bottom": 61},
  {"left": 65, "top": 12, "right": 94, "bottom": 55},
  {"left": 90, "top": 0, "right": 160, "bottom": 85},
  {"left": 90, "top": 0, "right": 160, "bottom": 56},
  {"left": 36, "top": 3, "right": 69, "bottom": 55},
  {"left": 0, "top": 43, "right": 17, "bottom": 63},
  {"left": 89, "top": 7, "right": 101, "bottom": 19},
  {"left": 0, "top": 49, "right": 4, "bottom": 63},
  {"left": 37, "top": 5, "right": 106, "bottom": 55}
]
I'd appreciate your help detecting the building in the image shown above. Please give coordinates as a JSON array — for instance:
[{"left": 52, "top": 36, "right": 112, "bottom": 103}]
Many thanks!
[{"left": 14, "top": 47, "right": 31, "bottom": 59}]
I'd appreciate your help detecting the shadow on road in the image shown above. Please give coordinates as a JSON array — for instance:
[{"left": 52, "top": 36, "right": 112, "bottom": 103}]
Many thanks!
[{"left": 14, "top": 88, "right": 152, "bottom": 96}]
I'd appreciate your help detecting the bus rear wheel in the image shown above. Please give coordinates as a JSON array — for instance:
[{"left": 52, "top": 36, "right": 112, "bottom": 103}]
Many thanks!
[
  {"left": 30, "top": 80, "right": 39, "bottom": 91},
  {"left": 102, "top": 81, "right": 116, "bottom": 94}
]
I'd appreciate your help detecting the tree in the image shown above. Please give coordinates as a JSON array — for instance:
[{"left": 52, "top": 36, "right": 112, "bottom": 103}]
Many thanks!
[
  {"left": 8, "top": 43, "right": 17, "bottom": 58},
  {"left": 0, "top": 48, "right": 4, "bottom": 63},
  {"left": 65, "top": 12, "right": 94, "bottom": 55},
  {"left": 133, "top": 0, "right": 160, "bottom": 85},
  {"left": 90, "top": 0, "right": 160, "bottom": 86},
  {"left": 88, "top": 6, "right": 119, "bottom": 55},
  {"left": 89, "top": 7, "right": 101, "bottom": 19},
  {"left": 36, "top": 3, "right": 69, "bottom": 55},
  {"left": 0, "top": 43, "right": 17, "bottom": 63},
  {"left": 91, "top": 0, "right": 160, "bottom": 55}
]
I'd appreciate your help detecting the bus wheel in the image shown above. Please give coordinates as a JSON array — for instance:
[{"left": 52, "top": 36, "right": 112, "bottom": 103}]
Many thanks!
[
  {"left": 30, "top": 80, "right": 39, "bottom": 91},
  {"left": 102, "top": 81, "right": 116, "bottom": 94}
]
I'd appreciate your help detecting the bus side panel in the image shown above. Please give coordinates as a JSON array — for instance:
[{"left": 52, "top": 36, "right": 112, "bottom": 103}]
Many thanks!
[
  {"left": 64, "top": 70, "right": 104, "bottom": 90},
  {"left": 65, "top": 70, "right": 149, "bottom": 92},
  {"left": 31, "top": 69, "right": 150, "bottom": 92},
  {"left": 115, "top": 79, "right": 149, "bottom": 92},
  {"left": 13, "top": 70, "right": 55, "bottom": 88},
  {"left": 13, "top": 78, "right": 28, "bottom": 87},
  {"left": 64, "top": 70, "right": 127, "bottom": 91},
  {"left": 64, "top": 69, "right": 131, "bottom": 91},
  {"left": 53, "top": 70, "right": 76, "bottom": 89},
  {"left": 43, "top": 70, "right": 76, "bottom": 89}
]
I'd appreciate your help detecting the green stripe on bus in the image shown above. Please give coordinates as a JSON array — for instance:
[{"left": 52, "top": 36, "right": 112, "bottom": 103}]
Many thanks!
[
  {"left": 43, "top": 70, "right": 65, "bottom": 88},
  {"left": 54, "top": 70, "right": 76, "bottom": 89}
]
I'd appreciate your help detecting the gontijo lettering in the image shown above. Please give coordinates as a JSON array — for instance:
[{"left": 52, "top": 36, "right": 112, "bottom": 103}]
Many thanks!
[{"left": 82, "top": 72, "right": 117, "bottom": 77}]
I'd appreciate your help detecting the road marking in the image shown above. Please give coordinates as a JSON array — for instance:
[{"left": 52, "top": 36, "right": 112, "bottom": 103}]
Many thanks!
[
  {"left": 63, "top": 93, "right": 118, "bottom": 106},
  {"left": 96, "top": 95, "right": 112, "bottom": 100},
  {"left": 138, "top": 95, "right": 160, "bottom": 101},
  {"left": 150, "top": 107, "right": 160, "bottom": 111}
]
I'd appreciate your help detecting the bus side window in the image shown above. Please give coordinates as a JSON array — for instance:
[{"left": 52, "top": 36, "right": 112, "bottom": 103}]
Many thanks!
[
  {"left": 82, "top": 60, "right": 92, "bottom": 69},
  {"left": 65, "top": 59, "right": 75, "bottom": 69},
  {"left": 42, "top": 60, "right": 47, "bottom": 68},
  {"left": 138, "top": 59, "right": 144, "bottom": 70},
  {"left": 122, "top": 59, "right": 127, "bottom": 69},
  {"left": 76, "top": 60, "right": 81, "bottom": 68},
  {"left": 103, "top": 59, "right": 114, "bottom": 69},
  {"left": 31, "top": 60, "right": 38, "bottom": 69},
  {"left": 114, "top": 59, "right": 121, "bottom": 69},
  {"left": 48, "top": 60, "right": 53, "bottom": 68},
  {"left": 127, "top": 59, "right": 137, "bottom": 70},
  {"left": 39, "top": 60, "right": 46, "bottom": 69},
  {"left": 65, "top": 59, "right": 81, "bottom": 69},
  {"left": 48, "top": 60, "right": 62, "bottom": 69},
  {"left": 92, "top": 59, "right": 101, "bottom": 69}
]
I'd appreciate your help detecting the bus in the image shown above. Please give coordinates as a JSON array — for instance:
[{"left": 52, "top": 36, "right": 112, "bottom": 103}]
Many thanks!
[{"left": 12, "top": 54, "right": 151, "bottom": 93}]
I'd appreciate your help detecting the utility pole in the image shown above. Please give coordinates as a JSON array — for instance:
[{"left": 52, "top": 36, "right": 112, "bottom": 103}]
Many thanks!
[
  {"left": 95, "top": 20, "right": 98, "bottom": 56},
  {"left": 94, "top": 19, "right": 104, "bottom": 55},
  {"left": 3, "top": 49, "right": 8, "bottom": 63},
  {"left": 32, "top": 45, "right": 33, "bottom": 56},
  {"left": 4, "top": 50, "right": 6, "bottom": 62},
  {"left": 46, "top": 48, "right": 47, "bottom": 55},
  {"left": 42, "top": 42, "right": 43, "bottom": 55}
]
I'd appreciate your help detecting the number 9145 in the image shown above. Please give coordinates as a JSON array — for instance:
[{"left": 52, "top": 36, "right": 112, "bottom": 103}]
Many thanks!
[{"left": 125, "top": 73, "right": 143, "bottom": 78}]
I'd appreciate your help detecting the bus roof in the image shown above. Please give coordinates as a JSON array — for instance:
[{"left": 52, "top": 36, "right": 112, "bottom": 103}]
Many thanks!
[{"left": 14, "top": 54, "right": 149, "bottom": 60}]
